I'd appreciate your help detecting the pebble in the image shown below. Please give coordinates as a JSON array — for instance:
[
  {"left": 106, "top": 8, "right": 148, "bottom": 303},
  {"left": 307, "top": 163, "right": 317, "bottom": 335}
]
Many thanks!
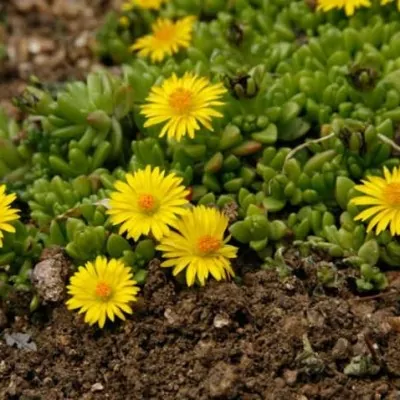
[
  {"left": 283, "top": 369, "right": 298, "bottom": 386},
  {"left": 31, "top": 253, "right": 70, "bottom": 303},
  {"left": 207, "top": 362, "right": 237, "bottom": 398},
  {"left": 213, "top": 314, "right": 231, "bottom": 328},
  {"left": 91, "top": 382, "right": 104, "bottom": 392},
  {"left": 164, "top": 308, "right": 179, "bottom": 325},
  {"left": 332, "top": 338, "right": 350, "bottom": 360},
  {"left": 0, "top": 360, "right": 6, "bottom": 374}
]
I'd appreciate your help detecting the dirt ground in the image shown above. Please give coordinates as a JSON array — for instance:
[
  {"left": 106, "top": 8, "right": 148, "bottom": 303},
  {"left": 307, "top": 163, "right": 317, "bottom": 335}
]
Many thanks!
[
  {"left": 1, "top": 256, "right": 400, "bottom": 400},
  {"left": 0, "top": 0, "right": 120, "bottom": 115},
  {"left": 1, "top": 1, "right": 400, "bottom": 399}
]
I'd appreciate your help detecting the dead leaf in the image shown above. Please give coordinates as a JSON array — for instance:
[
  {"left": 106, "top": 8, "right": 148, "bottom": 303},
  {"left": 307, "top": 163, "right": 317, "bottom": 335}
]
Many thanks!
[{"left": 4, "top": 332, "right": 37, "bottom": 351}]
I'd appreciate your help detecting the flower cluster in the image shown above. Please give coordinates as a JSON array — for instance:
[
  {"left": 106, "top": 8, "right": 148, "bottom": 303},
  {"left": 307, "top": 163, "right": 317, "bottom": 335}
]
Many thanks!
[
  {"left": 66, "top": 166, "right": 238, "bottom": 327},
  {"left": 64, "top": 0, "right": 237, "bottom": 329},
  {"left": 107, "top": 167, "right": 237, "bottom": 287}
]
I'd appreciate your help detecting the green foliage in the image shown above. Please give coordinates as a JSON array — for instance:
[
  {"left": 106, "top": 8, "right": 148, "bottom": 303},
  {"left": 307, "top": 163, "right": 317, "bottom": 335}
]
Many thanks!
[
  {"left": 16, "top": 69, "right": 134, "bottom": 180},
  {"left": 0, "top": 221, "right": 42, "bottom": 298}
]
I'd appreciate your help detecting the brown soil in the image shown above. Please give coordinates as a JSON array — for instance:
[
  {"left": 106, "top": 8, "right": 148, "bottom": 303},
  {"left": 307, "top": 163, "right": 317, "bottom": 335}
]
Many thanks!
[
  {"left": 0, "top": 0, "right": 120, "bottom": 114},
  {"left": 1, "top": 258, "right": 400, "bottom": 400}
]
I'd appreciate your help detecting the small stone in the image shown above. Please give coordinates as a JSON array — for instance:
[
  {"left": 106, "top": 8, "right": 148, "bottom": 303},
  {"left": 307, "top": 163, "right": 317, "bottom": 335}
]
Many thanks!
[
  {"left": 274, "top": 377, "right": 286, "bottom": 389},
  {"left": 300, "top": 384, "right": 319, "bottom": 397},
  {"left": 164, "top": 308, "right": 179, "bottom": 325},
  {"left": 7, "top": 374, "right": 18, "bottom": 396},
  {"left": 285, "top": 282, "right": 296, "bottom": 291},
  {"left": 91, "top": 383, "right": 104, "bottom": 392},
  {"left": 27, "top": 38, "right": 55, "bottom": 54},
  {"left": 207, "top": 362, "right": 237, "bottom": 398},
  {"left": 14, "top": 0, "right": 48, "bottom": 13},
  {"left": 213, "top": 314, "right": 230, "bottom": 329},
  {"left": 0, "top": 361, "right": 6, "bottom": 374},
  {"left": 282, "top": 316, "right": 304, "bottom": 338},
  {"left": 75, "top": 32, "right": 89, "bottom": 48},
  {"left": 239, "top": 355, "right": 252, "bottom": 370},
  {"left": 283, "top": 369, "right": 298, "bottom": 386},
  {"left": 31, "top": 248, "right": 71, "bottom": 303},
  {"left": 77, "top": 58, "right": 90, "bottom": 69},
  {"left": 306, "top": 309, "right": 325, "bottom": 328},
  {"left": 332, "top": 338, "right": 350, "bottom": 360},
  {"left": 194, "top": 340, "right": 215, "bottom": 359},
  {"left": 42, "top": 377, "right": 53, "bottom": 386},
  {"left": 28, "top": 39, "right": 42, "bottom": 54}
]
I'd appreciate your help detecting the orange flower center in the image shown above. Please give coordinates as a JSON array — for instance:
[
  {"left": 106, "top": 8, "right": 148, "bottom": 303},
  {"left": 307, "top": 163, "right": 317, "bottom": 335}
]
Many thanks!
[
  {"left": 197, "top": 235, "right": 221, "bottom": 255},
  {"left": 169, "top": 88, "right": 193, "bottom": 115},
  {"left": 154, "top": 24, "right": 176, "bottom": 42},
  {"left": 138, "top": 193, "right": 158, "bottom": 213},
  {"left": 95, "top": 282, "right": 112, "bottom": 299},
  {"left": 385, "top": 182, "right": 400, "bottom": 206}
]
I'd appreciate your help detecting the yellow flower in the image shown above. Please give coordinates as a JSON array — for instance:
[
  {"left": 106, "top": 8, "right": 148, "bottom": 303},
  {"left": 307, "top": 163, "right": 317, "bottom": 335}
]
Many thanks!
[
  {"left": 131, "top": 16, "right": 196, "bottom": 63},
  {"left": 0, "top": 185, "right": 20, "bottom": 248},
  {"left": 381, "top": 0, "right": 400, "bottom": 9},
  {"left": 157, "top": 206, "right": 238, "bottom": 286},
  {"left": 122, "top": 0, "right": 167, "bottom": 11},
  {"left": 351, "top": 167, "right": 400, "bottom": 235},
  {"left": 107, "top": 166, "right": 189, "bottom": 241},
  {"left": 317, "top": 0, "right": 371, "bottom": 15},
  {"left": 66, "top": 256, "right": 140, "bottom": 328},
  {"left": 141, "top": 72, "right": 227, "bottom": 141}
]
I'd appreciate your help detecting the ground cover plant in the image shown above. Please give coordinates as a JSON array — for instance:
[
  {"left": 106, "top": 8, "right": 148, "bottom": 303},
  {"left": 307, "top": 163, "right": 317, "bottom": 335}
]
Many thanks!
[{"left": 2, "top": 0, "right": 400, "bottom": 398}]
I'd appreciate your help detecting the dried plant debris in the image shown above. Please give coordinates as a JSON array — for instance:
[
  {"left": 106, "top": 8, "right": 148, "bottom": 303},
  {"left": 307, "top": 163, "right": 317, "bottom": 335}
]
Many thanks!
[{"left": 4, "top": 332, "right": 37, "bottom": 351}]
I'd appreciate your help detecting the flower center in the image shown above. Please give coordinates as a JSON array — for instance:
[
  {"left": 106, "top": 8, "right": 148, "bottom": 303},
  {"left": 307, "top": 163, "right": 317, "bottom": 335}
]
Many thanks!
[
  {"left": 169, "top": 88, "right": 193, "bottom": 115},
  {"left": 95, "top": 282, "right": 112, "bottom": 300},
  {"left": 138, "top": 193, "right": 158, "bottom": 213},
  {"left": 154, "top": 24, "right": 176, "bottom": 42},
  {"left": 385, "top": 182, "right": 400, "bottom": 206},
  {"left": 197, "top": 235, "right": 221, "bottom": 255}
]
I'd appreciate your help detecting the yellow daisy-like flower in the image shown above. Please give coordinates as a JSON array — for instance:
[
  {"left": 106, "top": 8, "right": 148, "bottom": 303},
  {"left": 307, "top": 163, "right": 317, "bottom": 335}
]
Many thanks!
[
  {"left": 351, "top": 166, "right": 400, "bottom": 235},
  {"left": 381, "top": 0, "right": 400, "bottom": 9},
  {"left": 122, "top": 0, "right": 167, "bottom": 11},
  {"left": 317, "top": 0, "right": 371, "bottom": 15},
  {"left": 66, "top": 256, "right": 140, "bottom": 328},
  {"left": 107, "top": 166, "right": 189, "bottom": 241},
  {"left": 131, "top": 16, "right": 196, "bottom": 63},
  {"left": 141, "top": 73, "right": 227, "bottom": 141},
  {"left": 157, "top": 206, "right": 238, "bottom": 286},
  {"left": 0, "top": 185, "right": 20, "bottom": 248}
]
